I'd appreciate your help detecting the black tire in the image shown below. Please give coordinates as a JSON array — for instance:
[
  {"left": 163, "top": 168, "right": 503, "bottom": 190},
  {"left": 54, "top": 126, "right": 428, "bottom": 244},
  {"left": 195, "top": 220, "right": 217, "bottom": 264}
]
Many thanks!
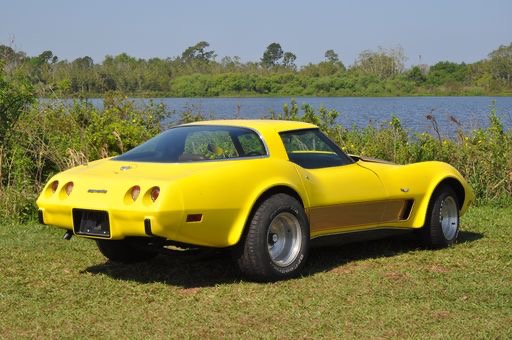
[
  {"left": 96, "top": 238, "right": 159, "bottom": 263},
  {"left": 235, "top": 194, "right": 309, "bottom": 282},
  {"left": 420, "top": 185, "right": 460, "bottom": 248}
]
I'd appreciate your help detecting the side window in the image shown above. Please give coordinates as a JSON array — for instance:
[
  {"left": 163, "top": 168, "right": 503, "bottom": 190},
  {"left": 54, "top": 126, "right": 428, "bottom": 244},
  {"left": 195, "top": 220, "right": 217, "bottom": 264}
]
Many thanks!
[
  {"left": 184, "top": 131, "right": 238, "bottom": 159},
  {"left": 238, "top": 133, "right": 266, "bottom": 156},
  {"left": 280, "top": 129, "right": 353, "bottom": 169},
  {"left": 282, "top": 132, "right": 332, "bottom": 153}
]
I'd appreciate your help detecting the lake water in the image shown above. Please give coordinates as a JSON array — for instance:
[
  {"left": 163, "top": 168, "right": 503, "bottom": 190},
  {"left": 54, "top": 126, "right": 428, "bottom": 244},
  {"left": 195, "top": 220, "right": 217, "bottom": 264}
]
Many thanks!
[{"left": 87, "top": 96, "right": 512, "bottom": 135}]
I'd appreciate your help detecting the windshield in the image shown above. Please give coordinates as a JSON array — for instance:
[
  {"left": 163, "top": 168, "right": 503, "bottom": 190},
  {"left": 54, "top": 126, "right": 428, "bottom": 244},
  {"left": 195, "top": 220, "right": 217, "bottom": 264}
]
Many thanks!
[{"left": 114, "top": 125, "right": 267, "bottom": 163}]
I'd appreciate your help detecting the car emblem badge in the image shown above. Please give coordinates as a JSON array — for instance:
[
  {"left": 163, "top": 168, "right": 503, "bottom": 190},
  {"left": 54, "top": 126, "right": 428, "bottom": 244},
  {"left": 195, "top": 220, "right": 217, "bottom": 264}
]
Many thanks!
[
  {"left": 88, "top": 189, "right": 108, "bottom": 194},
  {"left": 400, "top": 187, "right": 410, "bottom": 193},
  {"left": 120, "top": 166, "right": 132, "bottom": 171}
]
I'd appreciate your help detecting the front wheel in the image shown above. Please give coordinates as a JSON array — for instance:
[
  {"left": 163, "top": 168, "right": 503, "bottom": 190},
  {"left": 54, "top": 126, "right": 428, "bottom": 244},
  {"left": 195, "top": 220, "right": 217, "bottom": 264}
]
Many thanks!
[
  {"left": 96, "top": 238, "right": 159, "bottom": 263},
  {"left": 235, "top": 194, "right": 309, "bottom": 282},
  {"left": 420, "top": 185, "right": 460, "bottom": 248}
]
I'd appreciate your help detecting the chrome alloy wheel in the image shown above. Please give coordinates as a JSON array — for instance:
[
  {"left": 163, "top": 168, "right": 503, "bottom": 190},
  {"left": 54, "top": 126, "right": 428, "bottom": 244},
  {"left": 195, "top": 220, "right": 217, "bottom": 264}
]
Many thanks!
[
  {"left": 440, "top": 196, "right": 458, "bottom": 240},
  {"left": 267, "top": 212, "right": 302, "bottom": 267}
]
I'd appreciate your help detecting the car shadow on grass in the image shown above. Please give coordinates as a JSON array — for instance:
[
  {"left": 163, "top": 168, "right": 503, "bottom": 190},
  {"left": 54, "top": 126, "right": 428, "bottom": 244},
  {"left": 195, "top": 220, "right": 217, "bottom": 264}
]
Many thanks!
[
  {"left": 84, "top": 248, "right": 241, "bottom": 288},
  {"left": 84, "top": 230, "right": 483, "bottom": 288},
  {"left": 303, "top": 230, "right": 483, "bottom": 277}
]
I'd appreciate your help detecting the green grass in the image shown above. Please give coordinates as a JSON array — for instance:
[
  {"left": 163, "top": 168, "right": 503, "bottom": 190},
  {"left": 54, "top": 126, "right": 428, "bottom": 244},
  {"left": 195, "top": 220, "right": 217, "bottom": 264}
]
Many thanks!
[{"left": 1, "top": 206, "right": 511, "bottom": 338}]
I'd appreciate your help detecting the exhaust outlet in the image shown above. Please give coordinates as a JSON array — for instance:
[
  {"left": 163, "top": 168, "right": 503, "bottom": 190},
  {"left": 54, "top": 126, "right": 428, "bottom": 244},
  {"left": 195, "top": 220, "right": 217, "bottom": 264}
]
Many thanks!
[{"left": 63, "top": 230, "right": 73, "bottom": 240}]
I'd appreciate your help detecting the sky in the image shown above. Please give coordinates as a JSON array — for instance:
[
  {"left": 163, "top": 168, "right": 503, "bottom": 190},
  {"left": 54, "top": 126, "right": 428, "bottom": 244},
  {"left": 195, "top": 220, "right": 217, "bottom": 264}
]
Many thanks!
[{"left": 1, "top": 0, "right": 511, "bottom": 67}]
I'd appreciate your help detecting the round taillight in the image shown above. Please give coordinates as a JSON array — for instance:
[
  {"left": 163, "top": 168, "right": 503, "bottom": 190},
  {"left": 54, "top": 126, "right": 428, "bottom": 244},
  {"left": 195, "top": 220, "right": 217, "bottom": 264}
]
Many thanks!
[
  {"left": 65, "top": 182, "right": 74, "bottom": 196},
  {"left": 50, "top": 181, "right": 59, "bottom": 193},
  {"left": 150, "top": 187, "right": 160, "bottom": 202},
  {"left": 131, "top": 185, "right": 141, "bottom": 202}
]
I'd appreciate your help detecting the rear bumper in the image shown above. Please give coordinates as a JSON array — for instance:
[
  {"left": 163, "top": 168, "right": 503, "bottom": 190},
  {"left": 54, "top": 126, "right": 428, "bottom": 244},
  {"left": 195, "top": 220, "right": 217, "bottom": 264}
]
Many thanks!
[
  {"left": 38, "top": 205, "right": 183, "bottom": 241},
  {"left": 37, "top": 203, "right": 241, "bottom": 248}
]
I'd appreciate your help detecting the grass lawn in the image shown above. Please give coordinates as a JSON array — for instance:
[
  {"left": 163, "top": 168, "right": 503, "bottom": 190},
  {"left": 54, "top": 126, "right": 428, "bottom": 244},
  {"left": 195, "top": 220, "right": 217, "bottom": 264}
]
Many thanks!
[{"left": 1, "top": 206, "right": 511, "bottom": 338}]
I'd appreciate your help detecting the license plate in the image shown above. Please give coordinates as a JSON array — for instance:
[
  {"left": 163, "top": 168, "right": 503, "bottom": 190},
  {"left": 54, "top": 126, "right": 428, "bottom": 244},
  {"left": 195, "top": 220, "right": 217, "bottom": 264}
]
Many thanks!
[{"left": 72, "top": 209, "right": 110, "bottom": 238}]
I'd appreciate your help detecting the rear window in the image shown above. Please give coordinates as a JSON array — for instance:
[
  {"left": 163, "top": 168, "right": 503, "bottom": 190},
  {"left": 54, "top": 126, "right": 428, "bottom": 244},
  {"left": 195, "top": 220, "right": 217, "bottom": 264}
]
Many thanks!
[{"left": 114, "top": 125, "right": 267, "bottom": 163}]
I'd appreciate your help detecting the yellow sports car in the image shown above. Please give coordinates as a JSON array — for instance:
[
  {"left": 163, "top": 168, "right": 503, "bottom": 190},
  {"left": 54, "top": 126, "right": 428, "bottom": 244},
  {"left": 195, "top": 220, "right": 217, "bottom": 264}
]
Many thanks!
[{"left": 37, "top": 120, "right": 474, "bottom": 281}]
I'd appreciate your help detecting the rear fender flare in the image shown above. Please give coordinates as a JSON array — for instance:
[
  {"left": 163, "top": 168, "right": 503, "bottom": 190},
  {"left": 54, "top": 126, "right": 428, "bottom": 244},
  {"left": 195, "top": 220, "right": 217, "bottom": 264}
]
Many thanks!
[{"left": 228, "top": 182, "right": 307, "bottom": 246}]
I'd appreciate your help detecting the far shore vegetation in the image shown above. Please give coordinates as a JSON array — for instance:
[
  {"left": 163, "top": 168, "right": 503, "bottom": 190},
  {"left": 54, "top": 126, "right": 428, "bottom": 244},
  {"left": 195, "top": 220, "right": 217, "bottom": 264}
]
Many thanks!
[{"left": 1, "top": 41, "right": 512, "bottom": 98}]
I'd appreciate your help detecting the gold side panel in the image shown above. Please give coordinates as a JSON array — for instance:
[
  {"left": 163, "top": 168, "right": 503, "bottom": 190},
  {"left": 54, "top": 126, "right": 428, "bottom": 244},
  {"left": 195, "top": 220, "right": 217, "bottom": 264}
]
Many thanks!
[
  {"left": 310, "top": 200, "right": 410, "bottom": 232},
  {"left": 382, "top": 200, "right": 410, "bottom": 222}
]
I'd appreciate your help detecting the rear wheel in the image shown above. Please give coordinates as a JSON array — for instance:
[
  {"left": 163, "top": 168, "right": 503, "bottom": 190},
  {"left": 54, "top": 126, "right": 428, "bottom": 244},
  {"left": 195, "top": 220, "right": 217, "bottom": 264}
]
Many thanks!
[
  {"left": 235, "top": 194, "right": 309, "bottom": 282},
  {"left": 420, "top": 185, "right": 460, "bottom": 248},
  {"left": 96, "top": 238, "right": 159, "bottom": 263}
]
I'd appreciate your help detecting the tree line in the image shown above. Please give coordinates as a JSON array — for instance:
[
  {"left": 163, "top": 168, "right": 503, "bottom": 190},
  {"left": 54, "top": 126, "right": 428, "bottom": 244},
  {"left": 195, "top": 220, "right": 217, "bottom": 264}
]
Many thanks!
[{"left": 1, "top": 41, "right": 511, "bottom": 97}]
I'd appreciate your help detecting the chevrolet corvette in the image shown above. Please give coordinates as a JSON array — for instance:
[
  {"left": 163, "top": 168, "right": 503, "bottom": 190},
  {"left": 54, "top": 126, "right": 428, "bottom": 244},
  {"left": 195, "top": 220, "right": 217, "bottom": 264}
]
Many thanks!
[{"left": 37, "top": 120, "right": 474, "bottom": 281}]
